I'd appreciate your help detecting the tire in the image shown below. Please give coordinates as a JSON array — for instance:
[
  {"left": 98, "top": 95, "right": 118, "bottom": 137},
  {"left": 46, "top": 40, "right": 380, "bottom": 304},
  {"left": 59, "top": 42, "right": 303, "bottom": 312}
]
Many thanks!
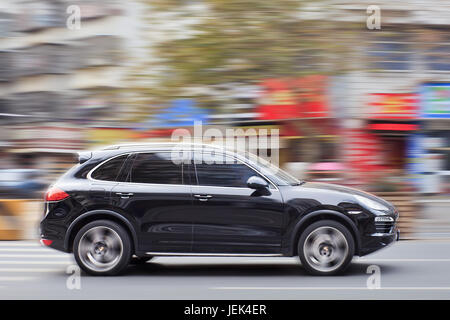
[
  {"left": 298, "top": 220, "right": 354, "bottom": 276},
  {"left": 73, "top": 220, "right": 132, "bottom": 276},
  {"left": 130, "top": 256, "right": 153, "bottom": 265}
]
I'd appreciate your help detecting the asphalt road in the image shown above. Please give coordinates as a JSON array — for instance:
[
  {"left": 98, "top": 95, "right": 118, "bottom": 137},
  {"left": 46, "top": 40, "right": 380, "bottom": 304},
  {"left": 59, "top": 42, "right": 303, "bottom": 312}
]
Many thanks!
[{"left": 1, "top": 240, "right": 450, "bottom": 299}]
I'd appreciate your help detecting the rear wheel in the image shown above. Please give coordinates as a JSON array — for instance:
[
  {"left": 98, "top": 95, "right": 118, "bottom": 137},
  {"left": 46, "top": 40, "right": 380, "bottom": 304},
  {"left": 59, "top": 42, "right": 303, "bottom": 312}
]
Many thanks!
[
  {"left": 73, "top": 220, "right": 132, "bottom": 276},
  {"left": 298, "top": 220, "right": 354, "bottom": 275}
]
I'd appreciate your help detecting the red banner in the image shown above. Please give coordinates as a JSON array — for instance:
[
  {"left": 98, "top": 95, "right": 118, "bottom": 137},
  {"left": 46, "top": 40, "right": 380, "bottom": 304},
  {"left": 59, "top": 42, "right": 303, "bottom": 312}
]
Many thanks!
[
  {"left": 256, "top": 75, "right": 329, "bottom": 120},
  {"left": 343, "top": 128, "right": 384, "bottom": 173},
  {"left": 368, "top": 93, "right": 419, "bottom": 119}
]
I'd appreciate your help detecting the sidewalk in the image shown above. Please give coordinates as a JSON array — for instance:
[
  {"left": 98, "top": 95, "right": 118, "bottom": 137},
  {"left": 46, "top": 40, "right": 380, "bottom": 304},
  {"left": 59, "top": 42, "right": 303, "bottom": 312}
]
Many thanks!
[
  {"left": 0, "top": 200, "right": 42, "bottom": 240},
  {"left": 411, "top": 197, "right": 450, "bottom": 240}
]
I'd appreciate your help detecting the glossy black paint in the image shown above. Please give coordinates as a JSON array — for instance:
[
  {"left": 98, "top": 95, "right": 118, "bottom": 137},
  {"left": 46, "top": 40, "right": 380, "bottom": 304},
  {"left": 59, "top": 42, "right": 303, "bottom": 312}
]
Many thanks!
[
  {"left": 40, "top": 145, "right": 399, "bottom": 257},
  {"left": 190, "top": 185, "right": 284, "bottom": 253}
]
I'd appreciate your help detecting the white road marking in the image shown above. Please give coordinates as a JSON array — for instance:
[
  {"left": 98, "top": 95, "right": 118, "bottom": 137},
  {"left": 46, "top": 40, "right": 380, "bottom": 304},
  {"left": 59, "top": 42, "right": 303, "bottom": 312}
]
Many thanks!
[
  {"left": 0, "top": 261, "right": 71, "bottom": 265},
  {"left": 0, "top": 248, "right": 59, "bottom": 252},
  {"left": 0, "top": 268, "right": 63, "bottom": 273},
  {"left": 0, "top": 254, "right": 70, "bottom": 258},
  {"left": 212, "top": 286, "right": 450, "bottom": 291},
  {"left": 0, "top": 242, "right": 40, "bottom": 247},
  {"left": 357, "top": 258, "right": 450, "bottom": 262},
  {"left": 0, "top": 276, "right": 36, "bottom": 281},
  {"left": 246, "top": 258, "right": 450, "bottom": 263}
]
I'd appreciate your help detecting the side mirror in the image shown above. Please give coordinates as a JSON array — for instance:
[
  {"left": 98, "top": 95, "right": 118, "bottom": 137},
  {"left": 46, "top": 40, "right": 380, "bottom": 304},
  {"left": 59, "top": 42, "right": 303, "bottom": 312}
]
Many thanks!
[{"left": 247, "top": 176, "right": 269, "bottom": 190}]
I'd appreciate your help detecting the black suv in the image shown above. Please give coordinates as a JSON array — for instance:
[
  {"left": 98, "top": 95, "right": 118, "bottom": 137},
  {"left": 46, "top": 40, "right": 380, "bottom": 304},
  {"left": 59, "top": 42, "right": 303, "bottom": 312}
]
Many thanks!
[{"left": 40, "top": 143, "right": 399, "bottom": 276}]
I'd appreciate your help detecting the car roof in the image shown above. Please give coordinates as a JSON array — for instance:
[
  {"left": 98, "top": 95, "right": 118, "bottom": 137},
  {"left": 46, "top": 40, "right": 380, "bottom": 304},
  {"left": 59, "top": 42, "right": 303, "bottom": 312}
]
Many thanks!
[{"left": 90, "top": 142, "right": 255, "bottom": 166}]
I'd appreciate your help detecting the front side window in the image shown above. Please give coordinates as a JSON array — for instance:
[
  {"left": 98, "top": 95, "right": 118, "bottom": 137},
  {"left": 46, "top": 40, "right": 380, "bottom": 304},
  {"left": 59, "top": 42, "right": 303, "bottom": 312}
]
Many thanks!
[
  {"left": 129, "top": 152, "right": 184, "bottom": 185},
  {"left": 244, "top": 151, "right": 301, "bottom": 186},
  {"left": 91, "top": 154, "right": 128, "bottom": 181},
  {"left": 194, "top": 152, "right": 263, "bottom": 188}
]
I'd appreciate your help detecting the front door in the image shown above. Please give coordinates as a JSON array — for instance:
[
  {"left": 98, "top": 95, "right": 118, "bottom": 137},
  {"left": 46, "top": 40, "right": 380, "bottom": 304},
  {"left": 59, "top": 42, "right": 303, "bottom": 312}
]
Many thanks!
[{"left": 191, "top": 151, "right": 284, "bottom": 254}]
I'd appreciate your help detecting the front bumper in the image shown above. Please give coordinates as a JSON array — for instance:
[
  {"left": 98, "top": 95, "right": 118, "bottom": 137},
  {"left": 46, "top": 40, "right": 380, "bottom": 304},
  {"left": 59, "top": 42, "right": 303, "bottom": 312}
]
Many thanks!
[{"left": 359, "top": 227, "right": 399, "bottom": 256}]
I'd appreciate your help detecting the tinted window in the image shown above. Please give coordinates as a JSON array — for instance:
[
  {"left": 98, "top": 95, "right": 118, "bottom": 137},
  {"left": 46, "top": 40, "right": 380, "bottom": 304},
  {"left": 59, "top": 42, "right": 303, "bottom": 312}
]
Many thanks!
[
  {"left": 91, "top": 154, "right": 128, "bottom": 181},
  {"left": 130, "top": 152, "right": 184, "bottom": 185},
  {"left": 194, "top": 152, "right": 262, "bottom": 188}
]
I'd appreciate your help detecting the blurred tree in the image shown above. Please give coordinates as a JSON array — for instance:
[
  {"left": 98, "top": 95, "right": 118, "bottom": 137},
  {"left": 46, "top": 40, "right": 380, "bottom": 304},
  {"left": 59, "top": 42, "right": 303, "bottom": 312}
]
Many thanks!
[
  {"left": 133, "top": 0, "right": 347, "bottom": 103},
  {"left": 128, "top": 0, "right": 354, "bottom": 162}
]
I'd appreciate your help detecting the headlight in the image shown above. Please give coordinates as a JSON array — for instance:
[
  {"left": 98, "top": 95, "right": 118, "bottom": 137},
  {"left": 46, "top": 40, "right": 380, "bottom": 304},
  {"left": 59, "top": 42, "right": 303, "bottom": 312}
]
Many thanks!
[{"left": 354, "top": 195, "right": 389, "bottom": 212}]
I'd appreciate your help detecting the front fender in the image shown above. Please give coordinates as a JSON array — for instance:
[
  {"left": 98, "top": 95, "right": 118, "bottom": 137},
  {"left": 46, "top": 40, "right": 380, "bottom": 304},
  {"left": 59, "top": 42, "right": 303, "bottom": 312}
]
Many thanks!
[{"left": 284, "top": 210, "right": 361, "bottom": 256}]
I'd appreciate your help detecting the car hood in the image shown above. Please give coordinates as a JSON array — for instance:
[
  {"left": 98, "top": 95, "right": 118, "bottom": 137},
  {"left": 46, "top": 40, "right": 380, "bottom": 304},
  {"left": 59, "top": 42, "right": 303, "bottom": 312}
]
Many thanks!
[{"left": 298, "top": 182, "right": 394, "bottom": 209}]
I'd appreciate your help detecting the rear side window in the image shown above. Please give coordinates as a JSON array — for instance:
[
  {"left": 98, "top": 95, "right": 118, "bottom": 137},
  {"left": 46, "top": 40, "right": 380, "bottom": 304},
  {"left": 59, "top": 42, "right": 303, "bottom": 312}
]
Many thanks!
[
  {"left": 129, "top": 152, "right": 184, "bottom": 185},
  {"left": 90, "top": 154, "right": 128, "bottom": 181}
]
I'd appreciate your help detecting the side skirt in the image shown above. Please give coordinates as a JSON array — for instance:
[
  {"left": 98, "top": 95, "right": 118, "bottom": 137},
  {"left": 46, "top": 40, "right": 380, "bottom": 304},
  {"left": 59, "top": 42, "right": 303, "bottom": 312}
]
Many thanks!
[{"left": 144, "top": 252, "right": 284, "bottom": 257}]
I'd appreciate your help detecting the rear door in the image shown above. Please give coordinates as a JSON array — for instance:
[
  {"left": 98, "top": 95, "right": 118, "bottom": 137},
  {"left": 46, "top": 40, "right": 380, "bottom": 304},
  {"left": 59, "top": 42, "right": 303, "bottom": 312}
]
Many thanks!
[
  {"left": 88, "top": 154, "right": 130, "bottom": 207},
  {"left": 111, "top": 151, "right": 194, "bottom": 253}
]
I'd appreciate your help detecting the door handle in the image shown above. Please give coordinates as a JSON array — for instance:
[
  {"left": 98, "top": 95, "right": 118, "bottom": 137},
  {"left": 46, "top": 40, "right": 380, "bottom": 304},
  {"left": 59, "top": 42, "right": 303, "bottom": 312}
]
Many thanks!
[
  {"left": 194, "top": 194, "right": 212, "bottom": 202},
  {"left": 115, "top": 192, "right": 134, "bottom": 199}
]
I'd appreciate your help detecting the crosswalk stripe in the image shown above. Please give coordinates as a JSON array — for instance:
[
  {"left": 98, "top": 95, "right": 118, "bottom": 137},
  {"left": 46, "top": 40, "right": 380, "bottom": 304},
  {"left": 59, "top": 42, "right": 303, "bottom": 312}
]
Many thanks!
[
  {"left": 0, "top": 248, "right": 59, "bottom": 252},
  {"left": 0, "top": 242, "right": 40, "bottom": 247},
  {"left": 0, "top": 276, "right": 35, "bottom": 281},
  {"left": 0, "top": 261, "right": 71, "bottom": 265},
  {"left": 0, "top": 268, "right": 63, "bottom": 272},
  {"left": 0, "top": 254, "right": 70, "bottom": 258}
]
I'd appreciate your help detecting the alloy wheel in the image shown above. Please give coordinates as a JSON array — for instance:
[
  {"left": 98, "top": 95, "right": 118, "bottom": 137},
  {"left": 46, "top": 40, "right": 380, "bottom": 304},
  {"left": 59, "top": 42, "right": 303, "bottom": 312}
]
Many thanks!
[{"left": 78, "top": 226, "right": 124, "bottom": 272}]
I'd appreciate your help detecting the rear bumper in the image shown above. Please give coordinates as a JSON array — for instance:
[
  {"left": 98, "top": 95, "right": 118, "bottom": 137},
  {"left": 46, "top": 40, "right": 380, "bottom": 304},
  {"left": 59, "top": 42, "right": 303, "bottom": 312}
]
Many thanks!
[
  {"left": 39, "top": 220, "right": 69, "bottom": 253},
  {"left": 39, "top": 236, "right": 67, "bottom": 252}
]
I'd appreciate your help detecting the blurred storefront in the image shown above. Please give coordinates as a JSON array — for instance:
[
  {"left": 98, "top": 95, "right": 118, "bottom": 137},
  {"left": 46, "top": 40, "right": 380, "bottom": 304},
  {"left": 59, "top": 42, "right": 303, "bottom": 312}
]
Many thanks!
[
  {"left": 419, "top": 83, "right": 450, "bottom": 194},
  {"left": 254, "top": 75, "right": 344, "bottom": 182},
  {"left": 367, "top": 92, "right": 420, "bottom": 181},
  {"left": 343, "top": 93, "right": 420, "bottom": 191}
]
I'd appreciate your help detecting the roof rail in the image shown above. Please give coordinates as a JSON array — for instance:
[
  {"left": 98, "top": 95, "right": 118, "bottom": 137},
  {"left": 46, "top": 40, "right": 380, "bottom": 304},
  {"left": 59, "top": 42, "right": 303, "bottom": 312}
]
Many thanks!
[{"left": 101, "top": 142, "right": 224, "bottom": 151}]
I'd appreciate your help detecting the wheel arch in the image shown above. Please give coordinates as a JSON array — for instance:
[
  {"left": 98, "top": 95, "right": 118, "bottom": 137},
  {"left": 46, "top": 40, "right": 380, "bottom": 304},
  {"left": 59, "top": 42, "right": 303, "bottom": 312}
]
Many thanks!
[
  {"left": 64, "top": 209, "right": 138, "bottom": 253},
  {"left": 289, "top": 210, "right": 360, "bottom": 256}
]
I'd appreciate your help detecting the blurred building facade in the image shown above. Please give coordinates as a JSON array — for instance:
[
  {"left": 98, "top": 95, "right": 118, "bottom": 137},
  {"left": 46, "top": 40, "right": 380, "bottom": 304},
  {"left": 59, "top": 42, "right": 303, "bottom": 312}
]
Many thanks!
[{"left": 0, "top": 0, "right": 137, "bottom": 186}]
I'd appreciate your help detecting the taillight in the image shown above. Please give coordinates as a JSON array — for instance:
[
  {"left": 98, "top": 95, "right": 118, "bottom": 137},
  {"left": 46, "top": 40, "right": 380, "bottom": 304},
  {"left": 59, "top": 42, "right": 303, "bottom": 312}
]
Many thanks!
[
  {"left": 45, "top": 186, "right": 70, "bottom": 202},
  {"left": 40, "top": 239, "right": 53, "bottom": 246}
]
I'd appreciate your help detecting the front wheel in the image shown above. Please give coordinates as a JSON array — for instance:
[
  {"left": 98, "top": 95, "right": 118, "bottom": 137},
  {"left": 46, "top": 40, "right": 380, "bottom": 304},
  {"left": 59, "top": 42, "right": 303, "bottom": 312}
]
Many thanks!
[
  {"left": 73, "top": 220, "right": 132, "bottom": 276},
  {"left": 298, "top": 220, "right": 354, "bottom": 276}
]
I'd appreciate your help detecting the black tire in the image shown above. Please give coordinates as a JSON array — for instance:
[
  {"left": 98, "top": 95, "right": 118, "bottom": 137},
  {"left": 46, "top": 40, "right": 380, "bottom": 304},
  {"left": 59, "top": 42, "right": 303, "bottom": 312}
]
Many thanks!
[
  {"left": 130, "top": 256, "right": 153, "bottom": 265},
  {"left": 298, "top": 220, "right": 354, "bottom": 276},
  {"left": 73, "top": 220, "right": 132, "bottom": 276}
]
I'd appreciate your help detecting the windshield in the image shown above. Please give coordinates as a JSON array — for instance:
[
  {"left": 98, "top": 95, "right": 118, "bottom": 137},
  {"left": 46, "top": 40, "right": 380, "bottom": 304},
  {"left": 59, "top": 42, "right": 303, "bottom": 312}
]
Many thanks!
[{"left": 243, "top": 152, "right": 303, "bottom": 186}]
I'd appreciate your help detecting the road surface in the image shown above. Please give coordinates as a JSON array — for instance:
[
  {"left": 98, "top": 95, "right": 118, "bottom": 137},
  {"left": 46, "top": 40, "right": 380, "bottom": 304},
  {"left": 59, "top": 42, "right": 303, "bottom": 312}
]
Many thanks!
[{"left": 1, "top": 240, "right": 450, "bottom": 299}]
